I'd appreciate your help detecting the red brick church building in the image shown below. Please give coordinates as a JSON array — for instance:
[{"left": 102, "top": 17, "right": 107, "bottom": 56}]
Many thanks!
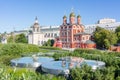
[{"left": 54, "top": 12, "right": 96, "bottom": 49}]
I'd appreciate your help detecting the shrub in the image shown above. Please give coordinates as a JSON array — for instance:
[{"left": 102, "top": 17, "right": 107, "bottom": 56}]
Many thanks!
[
  {"left": 74, "top": 48, "right": 102, "bottom": 54},
  {"left": 0, "top": 55, "right": 18, "bottom": 66},
  {"left": 0, "top": 43, "right": 40, "bottom": 56},
  {"left": 40, "top": 46, "right": 61, "bottom": 50},
  {"left": 0, "top": 68, "right": 66, "bottom": 80}
]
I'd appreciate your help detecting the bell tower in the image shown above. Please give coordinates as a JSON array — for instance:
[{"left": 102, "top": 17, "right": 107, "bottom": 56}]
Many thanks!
[{"left": 33, "top": 16, "right": 40, "bottom": 32}]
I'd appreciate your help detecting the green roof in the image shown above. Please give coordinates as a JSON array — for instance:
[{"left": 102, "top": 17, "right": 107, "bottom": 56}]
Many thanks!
[
  {"left": 85, "top": 40, "right": 95, "bottom": 44},
  {"left": 77, "top": 15, "right": 81, "bottom": 18},
  {"left": 70, "top": 12, "right": 75, "bottom": 17},
  {"left": 63, "top": 15, "right": 67, "bottom": 19}
]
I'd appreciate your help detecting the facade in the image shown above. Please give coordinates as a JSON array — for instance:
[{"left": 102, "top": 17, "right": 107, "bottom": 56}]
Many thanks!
[
  {"left": 28, "top": 17, "right": 59, "bottom": 46},
  {"left": 85, "top": 18, "right": 120, "bottom": 34},
  {"left": 10, "top": 17, "right": 120, "bottom": 46},
  {"left": 14, "top": 18, "right": 120, "bottom": 39},
  {"left": 54, "top": 12, "right": 96, "bottom": 49},
  {"left": 98, "top": 18, "right": 116, "bottom": 24}
]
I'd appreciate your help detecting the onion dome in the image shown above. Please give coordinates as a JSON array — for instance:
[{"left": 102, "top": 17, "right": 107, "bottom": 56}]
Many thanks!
[
  {"left": 34, "top": 17, "right": 39, "bottom": 25},
  {"left": 77, "top": 15, "right": 81, "bottom": 18},
  {"left": 63, "top": 15, "right": 67, "bottom": 19},
  {"left": 33, "top": 16, "right": 40, "bottom": 28},
  {"left": 70, "top": 12, "right": 75, "bottom": 17}
]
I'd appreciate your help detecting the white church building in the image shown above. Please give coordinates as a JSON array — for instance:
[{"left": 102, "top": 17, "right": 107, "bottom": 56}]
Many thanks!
[{"left": 28, "top": 17, "right": 59, "bottom": 46}]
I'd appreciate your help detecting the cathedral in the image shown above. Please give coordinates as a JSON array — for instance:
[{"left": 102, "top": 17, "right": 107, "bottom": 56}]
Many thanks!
[{"left": 54, "top": 12, "right": 96, "bottom": 49}]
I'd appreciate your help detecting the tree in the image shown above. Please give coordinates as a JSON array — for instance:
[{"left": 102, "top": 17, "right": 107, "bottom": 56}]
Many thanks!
[
  {"left": 51, "top": 39, "right": 55, "bottom": 46},
  {"left": 42, "top": 39, "right": 55, "bottom": 46},
  {"left": 7, "top": 32, "right": 15, "bottom": 43},
  {"left": 115, "top": 26, "right": 120, "bottom": 33},
  {"left": 115, "top": 26, "right": 120, "bottom": 43},
  {"left": 94, "top": 26, "right": 117, "bottom": 49},
  {"left": 15, "top": 33, "right": 28, "bottom": 43},
  {"left": 104, "top": 39, "right": 110, "bottom": 49},
  {"left": 0, "top": 34, "right": 3, "bottom": 43}
]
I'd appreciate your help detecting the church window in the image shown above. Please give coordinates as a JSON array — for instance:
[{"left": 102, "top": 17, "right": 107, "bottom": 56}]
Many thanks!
[
  {"left": 37, "top": 28, "right": 39, "bottom": 32},
  {"left": 51, "top": 33, "right": 53, "bottom": 37},
  {"left": 86, "top": 36, "right": 88, "bottom": 39},
  {"left": 83, "top": 37, "right": 84, "bottom": 40},
  {"left": 38, "top": 41, "right": 40, "bottom": 45},
  {"left": 65, "top": 26, "right": 67, "bottom": 29},
  {"left": 78, "top": 30, "right": 80, "bottom": 33},
  {"left": 62, "top": 32, "right": 64, "bottom": 36},
  {"left": 54, "top": 33, "right": 57, "bottom": 37},
  {"left": 33, "top": 28, "right": 35, "bottom": 32},
  {"left": 41, "top": 41, "right": 43, "bottom": 44}
]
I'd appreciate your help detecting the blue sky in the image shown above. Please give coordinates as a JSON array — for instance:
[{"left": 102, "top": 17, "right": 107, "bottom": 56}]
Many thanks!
[{"left": 0, "top": 0, "right": 120, "bottom": 33}]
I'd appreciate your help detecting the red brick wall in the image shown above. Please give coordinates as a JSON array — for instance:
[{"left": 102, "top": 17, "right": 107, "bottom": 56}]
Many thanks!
[
  {"left": 85, "top": 44, "right": 96, "bottom": 49},
  {"left": 110, "top": 46, "right": 120, "bottom": 52}
]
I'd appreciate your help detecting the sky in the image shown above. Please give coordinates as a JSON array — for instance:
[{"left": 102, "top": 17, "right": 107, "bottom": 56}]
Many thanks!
[{"left": 0, "top": 0, "right": 120, "bottom": 33}]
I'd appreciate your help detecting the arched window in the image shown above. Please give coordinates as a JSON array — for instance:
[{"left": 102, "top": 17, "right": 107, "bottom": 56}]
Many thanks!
[
  {"left": 37, "top": 28, "right": 39, "bottom": 32},
  {"left": 54, "top": 33, "right": 57, "bottom": 37}
]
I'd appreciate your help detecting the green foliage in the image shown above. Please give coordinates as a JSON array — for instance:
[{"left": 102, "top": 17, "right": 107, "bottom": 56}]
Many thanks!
[
  {"left": 0, "top": 35, "right": 2, "bottom": 43},
  {"left": 7, "top": 35, "right": 15, "bottom": 43},
  {"left": 74, "top": 48, "right": 101, "bottom": 54},
  {"left": 7, "top": 33, "right": 28, "bottom": 43},
  {"left": 43, "top": 39, "right": 55, "bottom": 46},
  {"left": 15, "top": 33, "right": 28, "bottom": 43},
  {"left": 0, "top": 55, "right": 18, "bottom": 66},
  {"left": 53, "top": 48, "right": 120, "bottom": 79},
  {"left": 94, "top": 26, "right": 117, "bottom": 49},
  {"left": 70, "top": 66, "right": 116, "bottom": 80},
  {"left": 70, "top": 65, "right": 99, "bottom": 80},
  {"left": 115, "top": 26, "right": 120, "bottom": 43},
  {"left": 39, "top": 46, "right": 61, "bottom": 50},
  {"left": 0, "top": 43, "right": 40, "bottom": 56},
  {"left": 104, "top": 39, "right": 110, "bottom": 49},
  {"left": 0, "top": 43, "right": 3, "bottom": 48},
  {"left": 115, "top": 26, "right": 120, "bottom": 33},
  {"left": 0, "top": 43, "right": 40, "bottom": 66},
  {"left": 0, "top": 68, "right": 66, "bottom": 80}
]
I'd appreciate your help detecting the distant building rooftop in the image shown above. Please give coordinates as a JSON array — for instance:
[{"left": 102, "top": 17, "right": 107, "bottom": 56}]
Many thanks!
[{"left": 98, "top": 18, "right": 116, "bottom": 24}]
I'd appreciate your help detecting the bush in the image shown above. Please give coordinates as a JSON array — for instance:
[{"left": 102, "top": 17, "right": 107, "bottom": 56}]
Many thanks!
[
  {"left": 74, "top": 48, "right": 102, "bottom": 54},
  {"left": 0, "top": 43, "right": 40, "bottom": 56},
  {"left": 0, "top": 68, "right": 66, "bottom": 80},
  {"left": 0, "top": 55, "right": 18, "bottom": 66},
  {"left": 40, "top": 46, "right": 61, "bottom": 50}
]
